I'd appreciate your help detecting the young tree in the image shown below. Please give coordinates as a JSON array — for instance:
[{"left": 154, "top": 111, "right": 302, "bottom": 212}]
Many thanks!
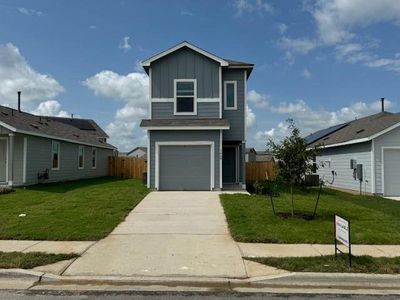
[{"left": 267, "top": 119, "right": 319, "bottom": 216}]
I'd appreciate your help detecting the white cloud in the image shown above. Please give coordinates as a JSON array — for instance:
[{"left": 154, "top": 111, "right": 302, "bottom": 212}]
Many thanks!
[
  {"left": 180, "top": 10, "right": 194, "bottom": 16},
  {"left": 312, "top": 0, "right": 400, "bottom": 45},
  {"left": 88, "top": 25, "right": 96, "bottom": 30},
  {"left": 278, "top": 37, "right": 317, "bottom": 55},
  {"left": 270, "top": 99, "right": 308, "bottom": 114},
  {"left": 234, "top": 0, "right": 273, "bottom": 17},
  {"left": 83, "top": 71, "right": 149, "bottom": 151},
  {"left": 31, "top": 100, "right": 70, "bottom": 117},
  {"left": 118, "top": 36, "right": 132, "bottom": 52},
  {"left": 276, "top": 23, "right": 288, "bottom": 34},
  {"left": 302, "top": 68, "right": 311, "bottom": 79},
  {"left": 17, "top": 7, "right": 44, "bottom": 16},
  {"left": 246, "top": 105, "right": 256, "bottom": 129},
  {"left": 247, "top": 89, "right": 269, "bottom": 108},
  {"left": 0, "top": 43, "right": 64, "bottom": 109}
]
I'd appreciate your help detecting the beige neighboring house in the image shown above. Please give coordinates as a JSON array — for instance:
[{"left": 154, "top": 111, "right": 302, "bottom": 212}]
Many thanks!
[
  {"left": 127, "top": 147, "right": 147, "bottom": 161},
  {"left": 255, "top": 150, "right": 274, "bottom": 162}
]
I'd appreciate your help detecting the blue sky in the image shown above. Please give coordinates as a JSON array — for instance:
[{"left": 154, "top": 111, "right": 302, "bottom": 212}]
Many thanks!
[{"left": 1, "top": 0, "right": 400, "bottom": 151}]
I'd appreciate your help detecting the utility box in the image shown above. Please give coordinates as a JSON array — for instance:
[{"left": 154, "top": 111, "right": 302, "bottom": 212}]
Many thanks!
[
  {"left": 356, "top": 164, "right": 363, "bottom": 181},
  {"left": 350, "top": 159, "right": 357, "bottom": 169}
]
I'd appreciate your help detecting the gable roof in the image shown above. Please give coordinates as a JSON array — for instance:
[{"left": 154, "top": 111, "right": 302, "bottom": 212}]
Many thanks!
[
  {"left": 141, "top": 41, "right": 254, "bottom": 77},
  {"left": 307, "top": 112, "right": 400, "bottom": 148},
  {"left": 0, "top": 105, "right": 115, "bottom": 149},
  {"left": 127, "top": 146, "right": 147, "bottom": 155}
]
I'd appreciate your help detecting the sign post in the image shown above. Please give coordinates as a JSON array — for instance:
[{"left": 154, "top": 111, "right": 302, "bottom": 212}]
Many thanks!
[{"left": 334, "top": 214, "right": 352, "bottom": 267}]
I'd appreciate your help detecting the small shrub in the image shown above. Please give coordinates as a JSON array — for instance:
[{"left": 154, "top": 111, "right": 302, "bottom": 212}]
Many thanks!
[{"left": 0, "top": 186, "right": 15, "bottom": 195}]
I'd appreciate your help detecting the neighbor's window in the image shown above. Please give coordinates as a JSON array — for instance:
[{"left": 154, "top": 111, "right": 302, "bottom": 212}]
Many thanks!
[
  {"left": 175, "top": 80, "right": 196, "bottom": 114},
  {"left": 78, "top": 145, "right": 84, "bottom": 169},
  {"left": 91, "top": 147, "right": 97, "bottom": 169},
  {"left": 224, "top": 81, "right": 237, "bottom": 110},
  {"left": 51, "top": 141, "right": 60, "bottom": 170}
]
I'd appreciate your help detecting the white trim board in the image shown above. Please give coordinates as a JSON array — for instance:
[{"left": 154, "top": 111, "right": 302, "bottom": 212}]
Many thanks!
[
  {"left": 142, "top": 41, "right": 229, "bottom": 67},
  {"left": 22, "top": 137, "right": 27, "bottom": 184},
  {"left": 142, "top": 126, "right": 229, "bottom": 130},
  {"left": 0, "top": 137, "right": 8, "bottom": 184},
  {"left": 155, "top": 141, "right": 215, "bottom": 191},
  {"left": 151, "top": 98, "right": 220, "bottom": 103}
]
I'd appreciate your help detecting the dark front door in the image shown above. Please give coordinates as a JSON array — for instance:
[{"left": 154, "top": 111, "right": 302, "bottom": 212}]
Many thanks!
[{"left": 223, "top": 147, "right": 237, "bottom": 183}]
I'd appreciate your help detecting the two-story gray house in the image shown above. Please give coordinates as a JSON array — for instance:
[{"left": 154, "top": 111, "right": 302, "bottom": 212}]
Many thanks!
[{"left": 140, "top": 42, "right": 253, "bottom": 191}]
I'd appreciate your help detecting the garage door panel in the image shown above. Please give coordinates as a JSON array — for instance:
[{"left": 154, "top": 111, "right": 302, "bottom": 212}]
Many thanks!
[
  {"left": 159, "top": 145, "right": 211, "bottom": 191},
  {"left": 384, "top": 149, "right": 400, "bottom": 197}
]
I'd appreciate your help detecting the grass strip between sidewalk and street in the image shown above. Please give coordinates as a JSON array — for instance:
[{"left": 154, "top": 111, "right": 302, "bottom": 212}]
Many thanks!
[
  {"left": 0, "top": 251, "right": 78, "bottom": 269},
  {"left": 246, "top": 255, "right": 400, "bottom": 274}
]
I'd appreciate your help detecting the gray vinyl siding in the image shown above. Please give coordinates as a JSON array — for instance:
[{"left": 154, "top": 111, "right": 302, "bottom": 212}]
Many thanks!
[
  {"left": 25, "top": 135, "right": 112, "bottom": 185},
  {"left": 152, "top": 102, "right": 219, "bottom": 119},
  {"left": 11, "top": 135, "right": 24, "bottom": 185},
  {"left": 149, "top": 130, "right": 220, "bottom": 190},
  {"left": 316, "top": 142, "right": 372, "bottom": 194},
  {"left": 222, "top": 69, "right": 245, "bottom": 141},
  {"left": 373, "top": 126, "right": 400, "bottom": 195},
  {"left": 151, "top": 47, "right": 220, "bottom": 99}
]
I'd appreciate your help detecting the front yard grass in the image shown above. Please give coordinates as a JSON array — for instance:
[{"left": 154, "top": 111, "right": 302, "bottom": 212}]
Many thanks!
[
  {"left": 0, "top": 177, "right": 148, "bottom": 241},
  {"left": 220, "top": 186, "right": 400, "bottom": 244},
  {"left": 247, "top": 255, "right": 400, "bottom": 274},
  {"left": 0, "top": 252, "right": 78, "bottom": 269}
]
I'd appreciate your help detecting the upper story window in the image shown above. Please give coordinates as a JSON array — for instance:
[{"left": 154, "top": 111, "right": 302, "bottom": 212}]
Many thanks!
[
  {"left": 78, "top": 145, "right": 84, "bottom": 169},
  {"left": 174, "top": 79, "right": 197, "bottom": 115},
  {"left": 51, "top": 141, "right": 60, "bottom": 170},
  {"left": 224, "top": 81, "right": 237, "bottom": 110}
]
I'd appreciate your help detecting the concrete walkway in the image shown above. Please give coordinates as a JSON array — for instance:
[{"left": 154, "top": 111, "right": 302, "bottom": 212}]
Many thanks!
[
  {"left": 63, "top": 192, "right": 248, "bottom": 278},
  {"left": 239, "top": 243, "right": 400, "bottom": 258},
  {"left": 0, "top": 240, "right": 94, "bottom": 255}
]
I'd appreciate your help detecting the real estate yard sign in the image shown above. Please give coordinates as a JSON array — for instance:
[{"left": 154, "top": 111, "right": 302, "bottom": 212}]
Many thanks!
[{"left": 334, "top": 214, "right": 352, "bottom": 267}]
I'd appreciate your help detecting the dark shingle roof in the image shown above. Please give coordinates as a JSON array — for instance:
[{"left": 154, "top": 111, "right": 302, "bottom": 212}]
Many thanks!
[
  {"left": 307, "top": 112, "right": 400, "bottom": 147},
  {"left": 47, "top": 117, "right": 109, "bottom": 138},
  {"left": 140, "top": 118, "right": 229, "bottom": 128},
  {"left": 0, "top": 106, "right": 115, "bottom": 149}
]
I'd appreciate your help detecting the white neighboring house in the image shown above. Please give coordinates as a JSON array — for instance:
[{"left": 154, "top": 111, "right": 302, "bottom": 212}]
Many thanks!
[
  {"left": 306, "top": 107, "right": 400, "bottom": 197},
  {"left": 127, "top": 147, "right": 147, "bottom": 161}
]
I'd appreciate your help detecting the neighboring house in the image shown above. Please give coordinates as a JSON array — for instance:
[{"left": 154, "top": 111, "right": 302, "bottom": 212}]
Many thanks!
[
  {"left": 127, "top": 147, "right": 147, "bottom": 160},
  {"left": 255, "top": 150, "right": 274, "bottom": 162},
  {"left": 306, "top": 103, "right": 400, "bottom": 197},
  {"left": 140, "top": 41, "right": 253, "bottom": 191},
  {"left": 0, "top": 105, "right": 115, "bottom": 186},
  {"left": 245, "top": 147, "right": 257, "bottom": 162}
]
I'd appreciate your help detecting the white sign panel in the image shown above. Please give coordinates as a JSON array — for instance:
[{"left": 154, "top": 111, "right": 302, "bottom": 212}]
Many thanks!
[{"left": 335, "top": 215, "right": 350, "bottom": 247}]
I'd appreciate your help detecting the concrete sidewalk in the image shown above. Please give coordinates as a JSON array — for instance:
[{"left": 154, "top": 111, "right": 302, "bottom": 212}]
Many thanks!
[
  {"left": 239, "top": 243, "right": 400, "bottom": 258},
  {"left": 0, "top": 240, "right": 94, "bottom": 255}
]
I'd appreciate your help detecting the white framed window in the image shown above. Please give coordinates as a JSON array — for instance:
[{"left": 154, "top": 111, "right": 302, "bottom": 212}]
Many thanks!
[
  {"left": 224, "top": 81, "right": 237, "bottom": 110},
  {"left": 78, "top": 145, "right": 84, "bottom": 169},
  {"left": 91, "top": 147, "right": 97, "bottom": 169},
  {"left": 174, "top": 79, "right": 197, "bottom": 115},
  {"left": 51, "top": 141, "right": 60, "bottom": 170}
]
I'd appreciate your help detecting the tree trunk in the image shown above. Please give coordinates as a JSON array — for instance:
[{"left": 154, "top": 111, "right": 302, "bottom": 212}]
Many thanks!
[{"left": 291, "top": 183, "right": 294, "bottom": 216}]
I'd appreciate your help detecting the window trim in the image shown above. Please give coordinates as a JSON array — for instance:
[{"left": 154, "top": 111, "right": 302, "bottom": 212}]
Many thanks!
[
  {"left": 173, "top": 79, "right": 197, "bottom": 115},
  {"left": 91, "top": 147, "right": 97, "bottom": 169},
  {"left": 224, "top": 81, "right": 237, "bottom": 110},
  {"left": 78, "top": 145, "right": 85, "bottom": 170},
  {"left": 51, "top": 141, "right": 60, "bottom": 171}
]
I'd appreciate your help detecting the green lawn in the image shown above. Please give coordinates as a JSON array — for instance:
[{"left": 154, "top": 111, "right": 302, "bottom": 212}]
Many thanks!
[
  {"left": 0, "top": 252, "right": 78, "bottom": 269},
  {"left": 247, "top": 255, "right": 400, "bottom": 274},
  {"left": 0, "top": 177, "right": 148, "bottom": 240},
  {"left": 220, "top": 186, "right": 400, "bottom": 244}
]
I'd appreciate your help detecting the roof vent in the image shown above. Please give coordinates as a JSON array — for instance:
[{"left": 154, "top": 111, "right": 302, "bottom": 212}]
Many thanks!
[
  {"left": 30, "top": 124, "right": 40, "bottom": 129},
  {"left": 381, "top": 97, "right": 385, "bottom": 112},
  {"left": 1, "top": 111, "right": 8, "bottom": 116},
  {"left": 356, "top": 129, "right": 365, "bottom": 134}
]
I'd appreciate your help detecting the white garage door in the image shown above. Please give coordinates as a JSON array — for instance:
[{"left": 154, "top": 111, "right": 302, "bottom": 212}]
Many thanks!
[{"left": 384, "top": 149, "right": 400, "bottom": 196}]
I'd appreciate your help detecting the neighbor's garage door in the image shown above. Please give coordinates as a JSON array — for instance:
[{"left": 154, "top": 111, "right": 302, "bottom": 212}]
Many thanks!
[
  {"left": 384, "top": 149, "right": 400, "bottom": 196},
  {"left": 159, "top": 145, "right": 211, "bottom": 191}
]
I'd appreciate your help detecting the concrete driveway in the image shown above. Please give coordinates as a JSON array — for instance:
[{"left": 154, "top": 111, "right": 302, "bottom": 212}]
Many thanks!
[{"left": 63, "top": 192, "right": 247, "bottom": 278}]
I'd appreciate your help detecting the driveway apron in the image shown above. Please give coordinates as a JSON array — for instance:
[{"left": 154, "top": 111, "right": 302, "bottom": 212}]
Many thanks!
[{"left": 63, "top": 192, "right": 247, "bottom": 278}]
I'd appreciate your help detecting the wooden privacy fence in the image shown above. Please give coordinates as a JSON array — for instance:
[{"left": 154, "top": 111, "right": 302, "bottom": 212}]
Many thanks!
[
  {"left": 109, "top": 156, "right": 147, "bottom": 179},
  {"left": 246, "top": 161, "right": 277, "bottom": 183}
]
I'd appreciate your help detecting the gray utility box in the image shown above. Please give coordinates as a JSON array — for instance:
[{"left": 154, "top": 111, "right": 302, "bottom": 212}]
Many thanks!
[{"left": 356, "top": 164, "right": 363, "bottom": 181}]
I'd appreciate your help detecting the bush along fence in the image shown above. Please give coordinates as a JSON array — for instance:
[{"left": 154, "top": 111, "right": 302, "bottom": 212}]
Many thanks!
[
  {"left": 246, "top": 161, "right": 277, "bottom": 184},
  {"left": 109, "top": 156, "right": 147, "bottom": 180}
]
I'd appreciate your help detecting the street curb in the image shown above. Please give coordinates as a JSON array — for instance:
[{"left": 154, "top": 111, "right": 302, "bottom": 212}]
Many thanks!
[{"left": 0, "top": 269, "right": 43, "bottom": 280}]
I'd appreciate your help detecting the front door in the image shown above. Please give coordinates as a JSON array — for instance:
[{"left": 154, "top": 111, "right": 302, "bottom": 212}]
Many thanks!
[
  {"left": 0, "top": 139, "right": 7, "bottom": 183},
  {"left": 223, "top": 147, "right": 237, "bottom": 183}
]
